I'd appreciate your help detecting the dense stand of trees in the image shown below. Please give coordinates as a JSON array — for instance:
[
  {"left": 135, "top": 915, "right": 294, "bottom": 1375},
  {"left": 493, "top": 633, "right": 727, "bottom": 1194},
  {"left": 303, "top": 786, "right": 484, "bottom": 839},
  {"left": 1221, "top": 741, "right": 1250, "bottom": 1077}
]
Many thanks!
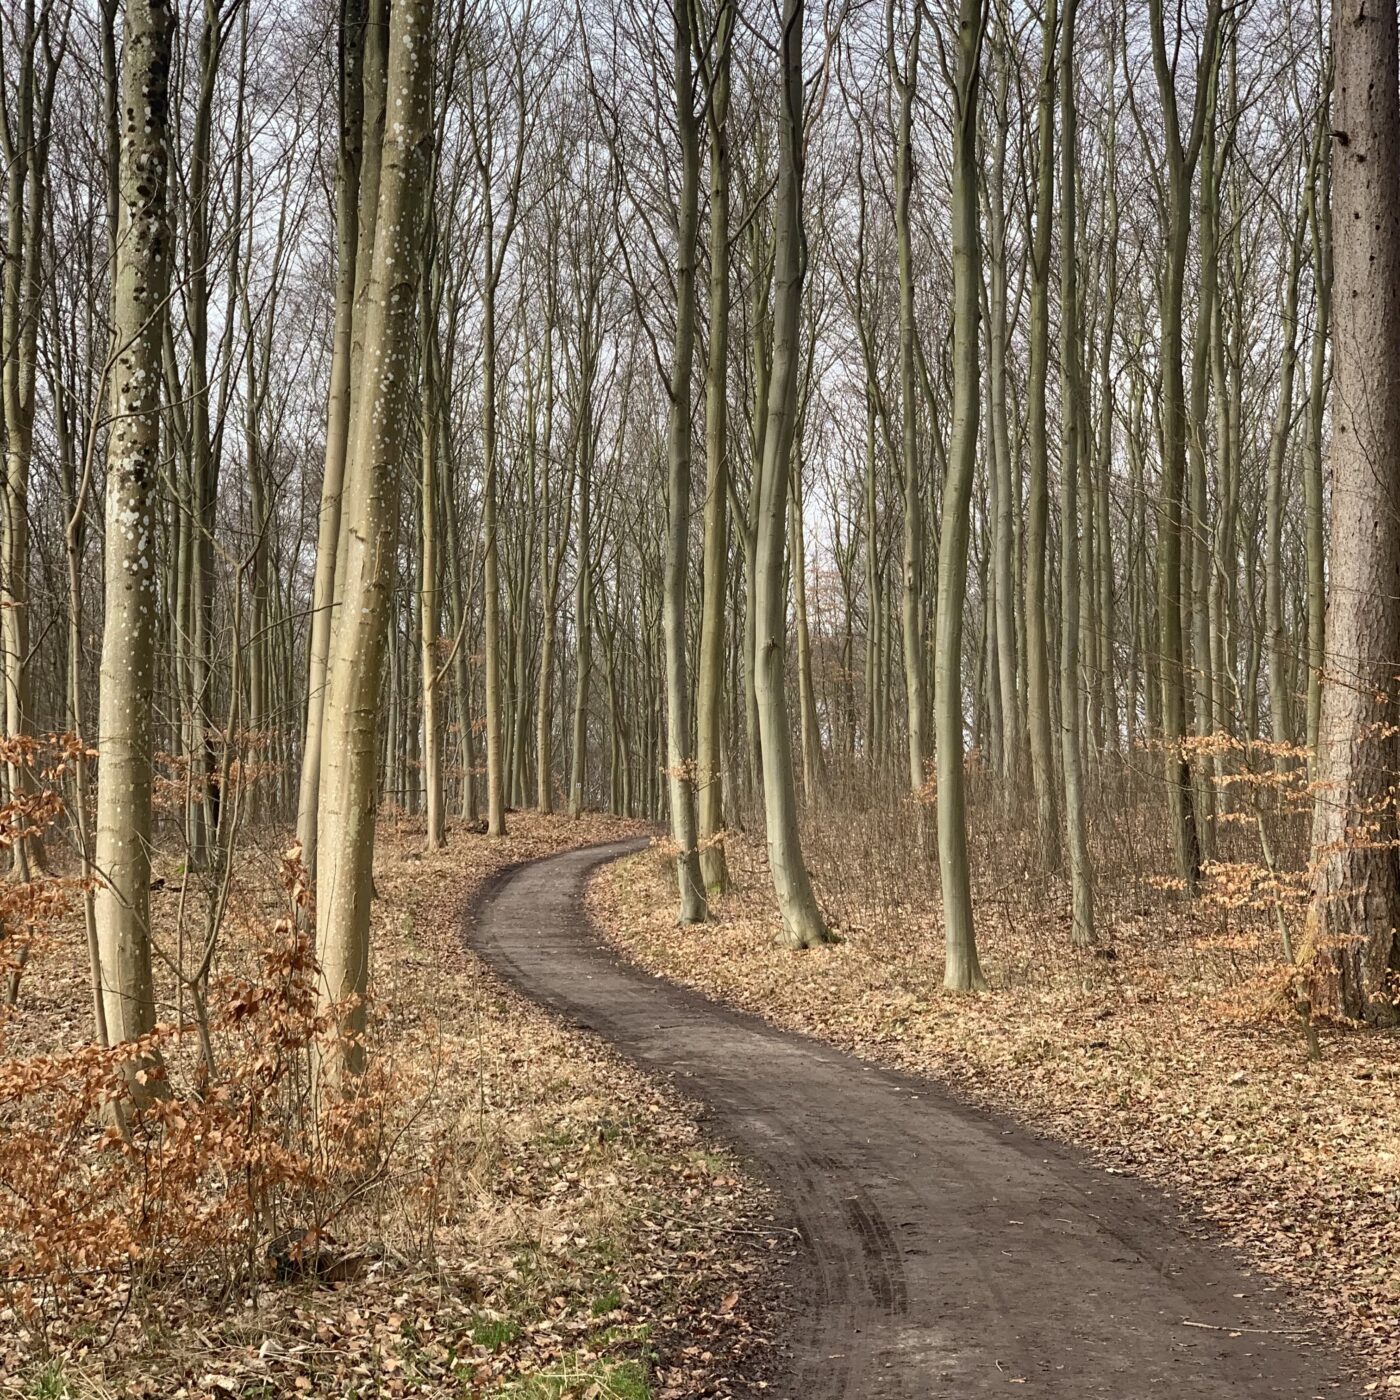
[{"left": 6, "top": 0, "right": 1400, "bottom": 1087}]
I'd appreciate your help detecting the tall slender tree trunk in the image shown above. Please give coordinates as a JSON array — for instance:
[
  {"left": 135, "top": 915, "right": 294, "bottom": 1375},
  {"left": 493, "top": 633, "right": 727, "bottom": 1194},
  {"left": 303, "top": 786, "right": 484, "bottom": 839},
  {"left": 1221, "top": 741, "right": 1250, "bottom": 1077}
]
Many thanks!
[
  {"left": 0, "top": 3, "right": 59, "bottom": 882},
  {"left": 94, "top": 0, "right": 175, "bottom": 1101},
  {"left": 1186, "top": 82, "right": 1219, "bottom": 855},
  {"left": 314, "top": 0, "right": 433, "bottom": 1081},
  {"left": 1093, "top": 29, "right": 1120, "bottom": 755},
  {"left": 1265, "top": 198, "right": 1307, "bottom": 765},
  {"left": 891, "top": 2, "right": 927, "bottom": 794},
  {"left": 1303, "top": 72, "right": 1332, "bottom": 767},
  {"left": 419, "top": 251, "right": 445, "bottom": 849},
  {"left": 1057, "top": 0, "right": 1093, "bottom": 947},
  {"left": 1149, "top": 0, "right": 1220, "bottom": 895},
  {"left": 297, "top": 0, "right": 365, "bottom": 877},
  {"left": 936, "top": 0, "right": 989, "bottom": 993},
  {"left": 754, "top": 0, "right": 828, "bottom": 950},
  {"left": 1025, "top": 0, "right": 1060, "bottom": 871},
  {"left": 445, "top": 475, "right": 478, "bottom": 821},
  {"left": 482, "top": 278, "right": 507, "bottom": 837},
  {"left": 662, "top": 0, "right": 706, "bottom": 923},
  {"left": 863, "top": 388, "right": 881, "bottom": 764},
  {"left": 696, "top": 0, "right": 733, "bottom": 895},
  {"left": 789, "top": 464, "right": 823, "bottom": 794},
  {"left": 985, "top": 39, "right": 1021, "bottom": 784}
]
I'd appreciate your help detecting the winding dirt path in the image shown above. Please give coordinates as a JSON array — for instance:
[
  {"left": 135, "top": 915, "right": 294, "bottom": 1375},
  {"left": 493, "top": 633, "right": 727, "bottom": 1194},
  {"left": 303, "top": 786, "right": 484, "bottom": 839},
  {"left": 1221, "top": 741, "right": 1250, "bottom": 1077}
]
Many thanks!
[{"left": 469, "top": 838, "right": 1346, "bottom": 1398}]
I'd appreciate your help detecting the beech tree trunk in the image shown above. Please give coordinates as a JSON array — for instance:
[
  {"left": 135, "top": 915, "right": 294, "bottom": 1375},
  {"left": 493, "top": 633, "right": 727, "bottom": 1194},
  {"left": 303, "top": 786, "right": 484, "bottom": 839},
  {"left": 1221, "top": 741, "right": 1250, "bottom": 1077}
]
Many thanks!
[
  {"left": 1057, "top": 0, "right": 1093, "bottom": 947},
  {"left": 754, "top": 0, "right": 828, "bottom": 950},
  {"left": 891, "top": 1, "right": 927, "bottom": 795},
  {"left": 660, "top": 0, "right": 706, "bottom": 923},
  {"left": 94, "top": 0, "right": 175, "bottom": 1100},
  {"left": 296, "top": 0, "right": 365, "bottom": 878},
  {"left": 1024, "top": 0, "right": 1060, "bottom": 871},
  {"left": 935, "top": 0, "right": 989, "bottom": 992},
  {"left": 314, "top": 0, "right": 433, "bottom": 1082},
  {"left": 696, "top": 0, "right": 733, "bottom": 896}
]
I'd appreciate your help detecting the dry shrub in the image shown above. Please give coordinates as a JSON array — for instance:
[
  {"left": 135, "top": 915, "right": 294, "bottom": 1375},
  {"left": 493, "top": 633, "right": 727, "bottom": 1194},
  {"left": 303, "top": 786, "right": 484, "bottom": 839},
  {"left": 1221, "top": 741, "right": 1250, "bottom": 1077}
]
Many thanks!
[{"left": 0, "top": 743, "right": 396, "bottom": 1349}]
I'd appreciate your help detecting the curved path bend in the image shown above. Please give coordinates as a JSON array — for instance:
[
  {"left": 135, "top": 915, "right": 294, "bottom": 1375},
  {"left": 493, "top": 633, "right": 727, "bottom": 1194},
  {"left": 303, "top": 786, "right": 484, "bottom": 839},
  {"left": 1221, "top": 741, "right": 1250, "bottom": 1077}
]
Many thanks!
[{"left": 470, "top": 838, "right": 1344, "bottom": 1399}]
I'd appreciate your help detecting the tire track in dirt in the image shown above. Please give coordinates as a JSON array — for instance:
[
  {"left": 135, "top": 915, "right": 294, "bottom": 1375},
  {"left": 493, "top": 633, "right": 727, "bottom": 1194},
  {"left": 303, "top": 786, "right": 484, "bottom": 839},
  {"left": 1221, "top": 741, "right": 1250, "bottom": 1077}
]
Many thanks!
[{"left": 469, "top": 838, "right": 1347, "bottom": 1399}]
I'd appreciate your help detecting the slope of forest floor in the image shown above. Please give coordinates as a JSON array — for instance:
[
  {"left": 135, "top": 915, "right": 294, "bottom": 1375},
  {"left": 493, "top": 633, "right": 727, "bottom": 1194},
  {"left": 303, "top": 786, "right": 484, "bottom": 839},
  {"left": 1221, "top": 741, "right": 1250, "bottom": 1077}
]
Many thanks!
[
  {"left": 1, "top": 814, "right": 782, "bottom": 1400},
  {"left": 589, "top": 832, "right": 1400, "bottom": 1389}
]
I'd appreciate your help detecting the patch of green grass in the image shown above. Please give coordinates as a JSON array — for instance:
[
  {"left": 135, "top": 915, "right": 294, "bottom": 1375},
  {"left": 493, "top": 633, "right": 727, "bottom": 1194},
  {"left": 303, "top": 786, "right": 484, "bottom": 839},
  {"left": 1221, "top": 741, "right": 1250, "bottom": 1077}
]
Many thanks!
[
  {"left": 470, "top": 1315, "right": 521, "bottom": 1350},
  {"left": 600, "top": 1361, "right": 651, "bottom": 1400},
  {"left": 688, "top": 1147, "right": 727, "bottom": 1174},
  {"left": 29, "top": 1362, "right": 68, "bottom": 1400},
  {"left": 498, "top": 1358, "right": 651, "bottom": 1400},
  {"left": 591, "top": 1285, "right": 623, "bottom": 1315}
]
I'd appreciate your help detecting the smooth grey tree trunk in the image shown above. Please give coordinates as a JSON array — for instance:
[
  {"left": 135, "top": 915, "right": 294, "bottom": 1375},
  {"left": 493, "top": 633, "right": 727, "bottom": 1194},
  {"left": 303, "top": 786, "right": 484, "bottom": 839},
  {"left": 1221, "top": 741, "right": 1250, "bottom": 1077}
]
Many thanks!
[
  {"left": 754, "top": 0, "right": 828, "bottom": 950},
  {"left": 94, "top": 0, "right": 175, "bottom": 1101},
  {"left": 660, "top": 0, "right": 706, "bottom": 923},
  {"left": 696, "top": 0, "right": 733, "bottom": 895},
  {"left": 314, "top": 0, "right": 433, "bottom": 1082},
  {"left": 296, "top": 0, "right": 365, "bottom": 878},
  {"left": 1057, "top": 0, "right": 1093, "bottom": 947},
  {"left": 1025, "top": 0, "right": 1060, "bottom": 871},
  {"left": 935, "top": 0, "right": 989, "bottom": 993}
]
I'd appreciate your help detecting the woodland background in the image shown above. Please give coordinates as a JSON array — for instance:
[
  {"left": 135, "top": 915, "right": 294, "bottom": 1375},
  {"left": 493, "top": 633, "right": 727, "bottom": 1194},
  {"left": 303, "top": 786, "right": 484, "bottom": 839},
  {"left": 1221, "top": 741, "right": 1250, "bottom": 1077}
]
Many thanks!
[{"left": 4, "top": 0, "right": 1400, "bottom": 1392}]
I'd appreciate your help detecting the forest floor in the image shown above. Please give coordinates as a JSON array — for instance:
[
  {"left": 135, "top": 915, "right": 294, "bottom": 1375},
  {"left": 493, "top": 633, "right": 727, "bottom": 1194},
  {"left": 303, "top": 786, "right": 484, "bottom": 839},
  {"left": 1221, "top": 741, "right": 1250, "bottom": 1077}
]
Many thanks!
[
  {"left": 588, "top": 833, "right": 1400, "bottom": 1390},
  {"left": 0, "top": 813, "right": 784, "bottom": 1400}
]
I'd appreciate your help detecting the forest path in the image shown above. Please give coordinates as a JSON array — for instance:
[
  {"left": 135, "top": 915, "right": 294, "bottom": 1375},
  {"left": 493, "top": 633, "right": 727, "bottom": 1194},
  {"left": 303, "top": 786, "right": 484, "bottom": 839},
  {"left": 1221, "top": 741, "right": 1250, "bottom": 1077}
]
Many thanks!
[{"left": 468, "top": 838, "right": 1344, "bottom": 1399}]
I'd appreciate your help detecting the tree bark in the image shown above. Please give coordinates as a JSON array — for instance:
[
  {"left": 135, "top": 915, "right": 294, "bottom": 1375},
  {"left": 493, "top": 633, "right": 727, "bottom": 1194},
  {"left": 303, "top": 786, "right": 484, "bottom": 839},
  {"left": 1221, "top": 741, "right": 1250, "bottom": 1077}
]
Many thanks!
[
  {"left": 314, "top": 0, "right": 433, "bottom": 1081},
  {"left": 754, "top": 0, "right": 828, "bottom": 950},
  {"left": 296, "top": 0, "right": 365, "bottom": 877},
  {"left": 662, "top": 0, "right": 706, "bottom": 924},
  {"left": 1025, "top": 0, "right": 1061, "bottom": 871},
  {"left": 1057, "top": 0, "right": 1093, "bottom": 947},
  {"left": 94, "top": 0, "right": 175, "bottom": 1100},
  {"left": 936, "top": 0, "right": 989, "bottom": 992},
  {"left": 696, "top": 0, "right": 733, "bottom": 896},
  {"left": 1304, "top": 0, "right": 1400, "bottom": 1022}
]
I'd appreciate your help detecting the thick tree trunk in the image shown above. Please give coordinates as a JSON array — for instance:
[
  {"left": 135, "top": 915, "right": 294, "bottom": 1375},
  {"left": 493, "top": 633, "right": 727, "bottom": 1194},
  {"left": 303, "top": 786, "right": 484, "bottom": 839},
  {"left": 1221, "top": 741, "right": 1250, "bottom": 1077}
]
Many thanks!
[{"left": 1305, "top": 0, "right": 1400, "bottom": 1022}]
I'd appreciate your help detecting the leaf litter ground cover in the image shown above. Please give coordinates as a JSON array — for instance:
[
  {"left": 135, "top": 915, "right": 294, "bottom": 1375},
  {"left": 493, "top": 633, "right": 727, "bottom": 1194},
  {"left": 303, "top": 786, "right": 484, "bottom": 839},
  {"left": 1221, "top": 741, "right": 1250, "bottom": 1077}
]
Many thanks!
[{"left": 0, "top": 813, "right": 784, "bottom": 1399}]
